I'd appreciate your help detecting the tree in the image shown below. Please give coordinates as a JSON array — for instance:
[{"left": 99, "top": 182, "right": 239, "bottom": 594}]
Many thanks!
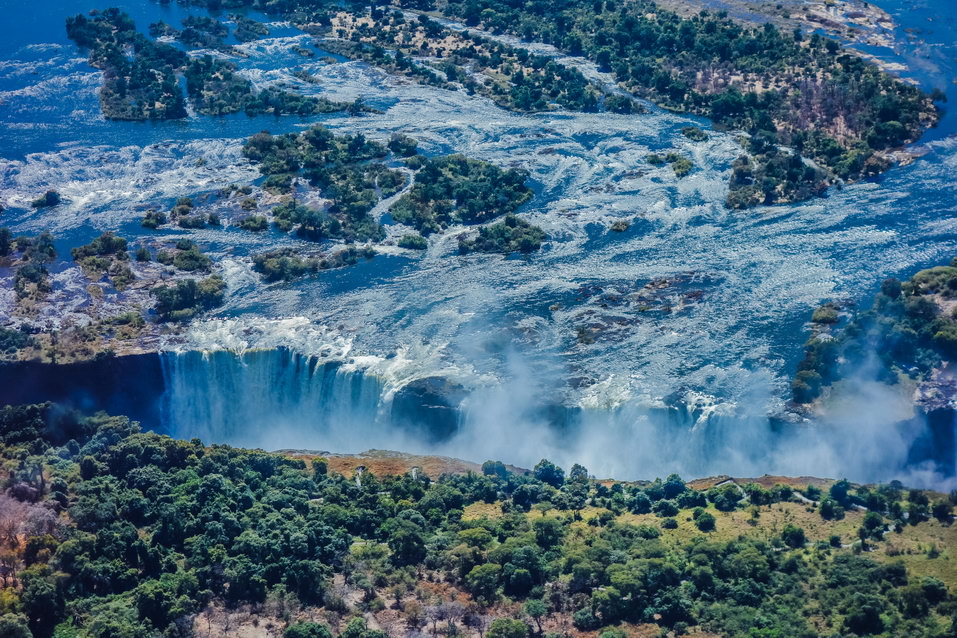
[
  {"left": 21, "top": 567, "right": 64, "bottom": 635},
  {"left": 533, "top": 460, "right": 564, "bottom": 488},
  {"left": 341, "top": 617, "right": 375, "bottom": 638},
  {"left": 829, "top": 479, "right": 851, "bottom": 506},
  {"left": 862, "top": 511, "right": 885, "bottom": 538},
  {"left": 931, "top": 501, "right": 952, "bottom": 523},
  {"left": 482, "top": 460, "right": 508, "bottom": 479},
  {"left": 819, "top": 497, "right": 844, "bottom": 520},
  {"left": 882, "top": 278, "right": 902, "bottom": 298},
  {"left": 388, "top": 521, "right": 427, "bottom": 566},
  {"left": 524, "top": 599, "right": 547, "bottom": 633},
  {"left": 781, "top": 524, "right": 806, "bottom": 548},
  {"left": 662, "top": 474, "right": 686, "bottom": 499},
  {"left": 0, "top": 614, "right": 31, "bottom": 638},
  {"left": 844, "top": 593, "right": 884, "bottom": 634},
  {"left": 487, "top": 618, "right": 528, "bottom": 638},
  {"left": 286, "top": 621, "right": 333, "bottom": 638},
  {"left": 466, "top": 563, "right": 502, "bottom": 605},
  {"left": 0, "top": 228, "right": 12, "bottom": 257},
  {"left": 653, "top": 500, "right": 679, "bottom": 517},
  {"left": 532, "top": 518, "right": 563, "bottom": 548},
  {"left": 568, "top": 464, "right": 588, "bottom": 482},
  {"left": 695, "top": 512, "right": 716, "bottom": 532}
]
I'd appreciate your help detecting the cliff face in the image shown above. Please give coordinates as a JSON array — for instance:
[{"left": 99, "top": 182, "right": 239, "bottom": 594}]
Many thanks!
[{"left": 0, "top": 353, "right": 166, "bottom": 427}]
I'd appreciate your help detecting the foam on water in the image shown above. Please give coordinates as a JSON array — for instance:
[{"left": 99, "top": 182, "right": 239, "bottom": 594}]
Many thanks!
[{"left": 0, "top": 139, "right": 258, "bottom": 231}]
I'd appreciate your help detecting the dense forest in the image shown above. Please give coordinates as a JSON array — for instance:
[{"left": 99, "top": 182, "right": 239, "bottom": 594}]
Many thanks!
[
  {"left": 0, "top": 403, "right": 954, "bottom": 637},
  {"left": 438, "top": 0, "right": 940, "bottom": 207},
  {"left": 793, "top": 259, "right": 957, "bottom": 405}
]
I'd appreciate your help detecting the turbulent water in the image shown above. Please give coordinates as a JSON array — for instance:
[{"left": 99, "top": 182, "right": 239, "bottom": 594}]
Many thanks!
[{"left": 2, "top": 0, "right": 957, "bottom": 482}]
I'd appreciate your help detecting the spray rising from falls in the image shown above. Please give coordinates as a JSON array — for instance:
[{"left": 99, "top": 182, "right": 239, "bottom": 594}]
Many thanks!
[{"left": 159, "top": 341, "right": 956, "bottom": 489}]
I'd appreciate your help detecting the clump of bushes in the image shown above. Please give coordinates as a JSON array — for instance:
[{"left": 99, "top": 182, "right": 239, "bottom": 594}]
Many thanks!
[
  {"left": 681, "top": 126, "right": 709, "bottom": 141},
  {"left": 238, "top": 216, "right": 268, "bottom": 232},
  {"left": 390, "top": 155, "right": 532, "bottom": 235},
  {"left": 156, "top": 239, "right": 211, "bottom": 272},
  {"left": 152, "top": 275, "right": 225, "bottom": 321},
  {"left": 458, "top": 215, "right": 545, "bottom": 255},
  {"left": 398, "top": 234, "right": 428, "bottom": 250},
  {"left": 31, "top": 190, "right": 61, "bottom": 208}
]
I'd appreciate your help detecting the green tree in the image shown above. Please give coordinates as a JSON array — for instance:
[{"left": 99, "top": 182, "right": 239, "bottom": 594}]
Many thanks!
[
  {"left": 487, "top": 618, "right": 528, "bottom": 638},
  {"left": 781, "top": 524, "right": 806, "bottom": 548},
  {"left": 532, "top": 518, "right": 563, "bottom": 548},
  {"left": 466, "top": 563, "right": 502, "bottom": 604},
  {"left": 388, "top": 521, "right": 427, "bottom": 566},
  {"left": 533, "top": 460, "right": 564, "bottom": 488},
  {"left": 695, "top": 511, "right": 716, "bottom": 532},
  {"left": 524, "top": 599, "right": 547, "bottom": 633},
  {"left": 0, "top": 614, "right": 31, "bottom": 638},
  {"left": 286, "top": 621, "right": 333, "bottom": 638}
]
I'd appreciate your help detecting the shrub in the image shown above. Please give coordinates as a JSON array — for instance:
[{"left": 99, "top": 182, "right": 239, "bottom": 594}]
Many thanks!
[
  {"left": 152, "top": 276, "right": 225, "bottom": 321},
  {"left": 31, "top": 191, "right": 61, "bottom": 208},
  {"left": 398, "top": 234, "right": 427, "bottom": 250},
  {"left": 781, "top": 524, "right": 806, "bottom": 548},
  {"left": 695, "top": 511, "right": 716, "bottom": 532}
]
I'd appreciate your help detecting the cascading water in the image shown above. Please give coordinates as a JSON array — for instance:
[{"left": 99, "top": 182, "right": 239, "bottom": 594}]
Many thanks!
[
  {"left": 160, "top": 349, "right": 396, "bottom": 451},
  {"left": 154, "top": 345, "right": 955, "bottom": 486}
]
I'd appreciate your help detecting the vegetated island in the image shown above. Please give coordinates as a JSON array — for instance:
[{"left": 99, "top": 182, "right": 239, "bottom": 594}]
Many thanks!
[
  {"left": 320, "top": 11, "right": 635, "bottom": 114},
  {"left": 0, "top": 126, "right": 542, "bottom": 363},
  {"left": 793, "top": 258, "right": 957, "bottom": 410},
  {"left": 241, "top": 125, "right": 542, "bottom": 277},
  {"left": 65, "top": 9, "right": 360, "bottom": 120},
  {"left": 436, "top": 0, "right": 942, "bottom": 208},
  {"left": 0, "top": 402, "right": 954, "bottom": 637}
]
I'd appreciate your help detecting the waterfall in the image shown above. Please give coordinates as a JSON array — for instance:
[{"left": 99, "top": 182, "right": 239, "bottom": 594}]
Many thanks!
[
  {"left": 2, "top": 347, "right": 949, "bottom": 486},
  {"left": 158, "top": 348, "right": 449, "bottom": 453},
  {"left": 152, "top": 346, "right": 956, "bottom": 485}
]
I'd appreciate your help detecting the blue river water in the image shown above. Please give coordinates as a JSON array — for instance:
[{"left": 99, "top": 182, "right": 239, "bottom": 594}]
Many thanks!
[{"left": 1, "top": 0, "right": 957, "bottom": 481}]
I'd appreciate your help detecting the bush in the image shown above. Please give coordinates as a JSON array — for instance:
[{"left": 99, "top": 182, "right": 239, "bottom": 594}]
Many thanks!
[
  {"left": 695, "top": 511, "right": 716, "bottom": 532},
  {"left": 141, "top": 211, "right": 166, "bottom": 229},
  {"left": 239, "top": 216, "right": 268, "bottom": 232},
  {"left": 31, "top": 191, "right": 61, "bottom": 208},
  {"left": 781, "top": 524, "right": 806, "bottom": 548},
  {"left": 398, "top": 233, "right": 428, "bottom": 250},
  {"left": 681, "top": 126, "right": 709, "bottom": 141}
]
